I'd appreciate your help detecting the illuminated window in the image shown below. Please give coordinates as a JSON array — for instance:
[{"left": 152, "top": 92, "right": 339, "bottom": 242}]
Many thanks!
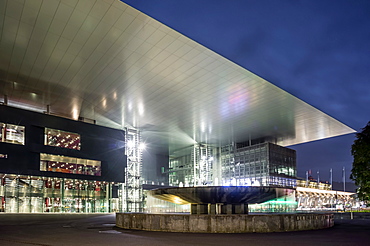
[
  {"left": 44, "top": 128, "right": 80, "bottom": 150},
  {"left": 0, "top": 122, "right": 25, "bottom": 145},
  {"left": 40, "top": 153, "right": 101, "bottom": 176}
]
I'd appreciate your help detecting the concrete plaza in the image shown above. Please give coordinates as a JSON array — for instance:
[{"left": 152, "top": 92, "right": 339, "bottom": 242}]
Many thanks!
[{"left": 0, "top": 213, "right": 369, "bottom": 246}]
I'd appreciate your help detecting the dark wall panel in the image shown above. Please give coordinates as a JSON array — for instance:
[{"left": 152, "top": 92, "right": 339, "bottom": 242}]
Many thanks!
[{"left": 0, "top": 105, "right": 126, "bottom": 182}]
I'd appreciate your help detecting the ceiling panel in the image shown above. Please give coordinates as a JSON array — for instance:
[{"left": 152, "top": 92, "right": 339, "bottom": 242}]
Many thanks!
[{"left": 0, "top": 0, "right": 355, "bottom": 154}]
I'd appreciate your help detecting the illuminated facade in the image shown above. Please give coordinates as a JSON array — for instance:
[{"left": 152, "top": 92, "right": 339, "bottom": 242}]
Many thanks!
[
  {"left": 296, "top": 187, "right": 355, "bottom": 211},
  {"left": 295, "top": 179, "right": 356, "bottom": 210},
  {"left": 151, "top": 143, "right": 357, "bottom": 213},
  {"left": 123, "top": 128, "right": 144, "bottom": 212},
  {"left": 168, "top": 144, "right": 216, "bottom": 187},
  {"left": 0, "top": 105, "right": 125, "bottom": 213},
  {"left": 167, "top": 142, "right": 296, "bottom": 188},
  {"left": 0, "top": 174, "right": 117, "bottom": 213},
  {"left": 0, "top": 123, "right": 25, "bottom": 145},
  {"left": 0, "top": 0, "right": 357, "bottom": 214},
  {"left": 220, "top": 142, "right": 296, "bottom": 187}
]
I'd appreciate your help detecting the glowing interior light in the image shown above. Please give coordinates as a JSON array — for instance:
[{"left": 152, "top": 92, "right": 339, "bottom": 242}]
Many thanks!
[
  {"left": 252, "top": 180, "right": 261, "bottom": 186},
  {"left": 72, "top": 108, "right": 79, "bottom": 120},
  {"left": 127, "top": 140, "right": 135, "bottom": 148},
  {"left": 139, "top": 142, "right": 146, "bottom": 150},
  {"left": 172, "top": 196, "right": 186, "bottom": 205},
  {"left": 201, "top": 122, "right": 205, "bottom": 132},
  {"left": 138, "top": 103, "right": 144, "bottom": 116}
]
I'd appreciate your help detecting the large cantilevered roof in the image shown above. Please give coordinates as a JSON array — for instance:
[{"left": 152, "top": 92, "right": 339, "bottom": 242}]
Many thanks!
[{"left": 0, "top": 0, "right": 355, "bottom": 152}]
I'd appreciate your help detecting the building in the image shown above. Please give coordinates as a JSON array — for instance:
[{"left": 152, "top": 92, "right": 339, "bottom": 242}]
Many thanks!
[
  {"left": 295, "top": 179, "right": 356, "bottom": 211},
  {"left": 0, "top": 105, "right": 125, "bottom": 213},
  {"left": 0, "top": 0, "right": 356, "bottom": 213},
  {"left": 167, "top": 142, "right": 296, "bottom": 187}
]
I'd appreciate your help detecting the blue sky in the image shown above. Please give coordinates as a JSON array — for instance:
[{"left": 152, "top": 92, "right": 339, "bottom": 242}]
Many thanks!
[{"left": 122, "top": 0, "right": 370, "bottom": 182}]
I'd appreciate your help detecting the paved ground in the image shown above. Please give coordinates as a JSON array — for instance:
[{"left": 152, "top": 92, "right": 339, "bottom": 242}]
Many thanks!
[{"left": 0, "top": 213, "right": 369, "bottom": 246}]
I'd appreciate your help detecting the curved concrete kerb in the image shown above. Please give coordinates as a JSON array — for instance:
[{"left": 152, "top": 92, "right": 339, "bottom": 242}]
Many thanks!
[{"left": 116, "top": 213, "right": 334, "bottom": 233}]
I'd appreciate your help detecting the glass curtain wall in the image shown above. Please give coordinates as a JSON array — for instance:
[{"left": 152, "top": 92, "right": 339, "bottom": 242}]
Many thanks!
[
  {"left": 221, "top": 142, "right": 297, "bottom": 187},
  {"left": 0, "top": 174, "right": 119, "bottom": 213},
  {"left": 44, "top": 128, "right": 81, "bottom": 150},
  {"left": 0, "top": 122, "right": 25, "bottom": 145},
  {"left": 168, "top": 144, "right": 215, "bottom": 187},
  {"left": 40, "top": 153, "right": 101, "bottom": 176}
]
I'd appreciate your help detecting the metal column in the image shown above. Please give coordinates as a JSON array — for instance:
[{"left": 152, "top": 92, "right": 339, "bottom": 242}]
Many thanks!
[{"left": 123, "top": 128, "right": 143, "bottom": 212}]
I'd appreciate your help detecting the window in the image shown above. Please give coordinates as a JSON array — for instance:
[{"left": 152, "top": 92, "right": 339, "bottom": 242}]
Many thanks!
[
  {"left": 44, "top": 128, "right": 80, "bottom": 150},
  {"left": 40, "top": 153, "right": 101, "bottom": 176},
  {"left": 0, "top": 122, "right": 25, "bottom": 145}
]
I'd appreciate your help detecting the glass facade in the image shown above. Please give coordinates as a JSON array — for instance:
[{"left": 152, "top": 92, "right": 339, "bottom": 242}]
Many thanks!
[
  {"left": 168, "top": 147, "right": 194, "bottom": 187},
  {"left": 0, "top": 174, "right": 119, "bottom": 213},
  {"left": 0, "top": 122, "right": 25, "bottom": 145},
  {"left": 44, "top": 128, "right": 81, "bottom": 150},
  {"left": 145, "top": 192, "right": 190, "bottom": 213},
  {"left": 296, "top": 179, "right": 331, "bottom": 190},
  {"left": 249, "top": 200, "right": 297, "bottom": 213},
  {"left": 40, "top": 153, "right": 101, "bottom": 176},
  {"left": 168, "top": 145, "right": 215, "bottom": 187},
  {"left": 0, "top": 107, "right": 126, "bottom": 214},
  {"left": 166, "top": 142, "right": 296, "bottom": 188},
  {"left": 221, "top": 142, "right": 296, "bottom": 187}
]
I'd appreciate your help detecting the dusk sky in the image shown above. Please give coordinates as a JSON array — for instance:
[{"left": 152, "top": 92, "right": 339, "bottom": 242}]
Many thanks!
[{"left": 121, "top": 0, "right": 370, "bottom": 182}]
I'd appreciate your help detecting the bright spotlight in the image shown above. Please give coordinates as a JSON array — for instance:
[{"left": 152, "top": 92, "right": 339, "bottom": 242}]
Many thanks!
[
  {"left": 127, "top": 140, "right": 134, "bottom": 148},
  {"left": 139, "top": 142, "right": 146, "bottom": 150}
]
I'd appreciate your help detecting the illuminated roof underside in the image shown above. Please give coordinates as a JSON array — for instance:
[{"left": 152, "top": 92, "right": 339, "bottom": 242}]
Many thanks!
[
  {"left": 149, "top": 186, "right": 294, "bottom": 205},
  {"left": 0, "top": 0, "right": 355, "bottom": 152}
]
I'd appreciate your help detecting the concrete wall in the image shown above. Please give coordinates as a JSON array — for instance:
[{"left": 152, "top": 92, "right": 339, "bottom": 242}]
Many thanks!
[{"left": 116, "top": 213, "right": 334, "bottom": 233}]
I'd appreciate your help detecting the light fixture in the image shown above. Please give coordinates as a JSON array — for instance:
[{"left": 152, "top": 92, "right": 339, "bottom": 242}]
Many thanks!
[{"left": 139, "top": 142, "right": 146, "bottom": 150}]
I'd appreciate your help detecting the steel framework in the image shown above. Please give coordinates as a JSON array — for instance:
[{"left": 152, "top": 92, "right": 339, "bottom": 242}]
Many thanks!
[{"left": 123, "top": 128, "right": 143, "bottom": 212}]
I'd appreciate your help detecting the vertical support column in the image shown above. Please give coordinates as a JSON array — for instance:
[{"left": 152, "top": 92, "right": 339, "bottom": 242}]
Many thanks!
[
  {"left": 234, "top": 204, "right": 248, "bottom": 214},
  {"left": 61, "top": 178, "right": 65, "bottom": 213},
  {"left": 16, "top": 177, "right": 19, "bottom": 213},
  {"left": 42, "top": 179, "right": 45, "bottom": 213},
  {"left": 219, "top": 203, "right": 248, "bottom": 214},
  {"left": 216, "top": 203, "right": 222, "bottom": 214},
  {"left": 192, "top": 145, "right": 199, "bottom": 186},
  {"left": 221, "top": 204, "right": 233, "bottom": 214},
  {"left": 28, "top": 176, "right": 32, "bottom": 213},
  {"left": 190, "top": 204, "right": 197, "bottom": 214},
  {"left": 208, "top": 204, "right": 216, "bottom": 215},
  {"left": 108, "top": 182, "right": 112, "bottom": 213},
  {"left": 124, "top": 128, "right": 143, "bottom": 212},
  {"left": 0, "top": 177, "right": 4, "bottom": 212},
  {"left": 200, "top": 145, "right": 214, "bottom": 186},
  {"left": 193, "top": 144, "right": 215, "bottom": 187},
  {"left": 197, "top": 204, "right": 208, "bottom": 214},
  {"left": 4, "top": 177, "right": 7, "bottom": 213},
  {"left": 118, "top": 183, "right": 123, "bottom": 213},
  {"left": 72, "top": 179, "right": 75, "bottom": 213}
]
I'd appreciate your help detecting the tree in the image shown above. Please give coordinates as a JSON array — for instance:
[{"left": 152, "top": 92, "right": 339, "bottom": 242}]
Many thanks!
[{"left": 351, "top": 121, "right": 370, "bottom": 203}]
